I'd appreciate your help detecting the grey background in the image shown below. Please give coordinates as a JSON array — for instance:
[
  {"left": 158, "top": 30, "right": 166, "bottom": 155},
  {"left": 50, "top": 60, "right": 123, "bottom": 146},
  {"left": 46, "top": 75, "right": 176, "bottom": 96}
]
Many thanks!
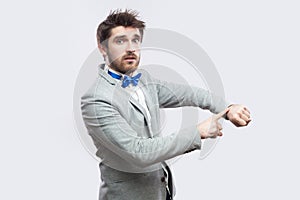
[{"left": 1, "top": 0, "right": 299, "bottom": 199}]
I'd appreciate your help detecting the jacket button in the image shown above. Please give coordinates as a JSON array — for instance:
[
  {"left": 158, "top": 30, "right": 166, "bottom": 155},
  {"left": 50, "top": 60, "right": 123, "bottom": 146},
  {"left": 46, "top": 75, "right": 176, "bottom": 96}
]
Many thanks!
[{"left": 161, "top": 177, "right": 166, "bottom": 182}]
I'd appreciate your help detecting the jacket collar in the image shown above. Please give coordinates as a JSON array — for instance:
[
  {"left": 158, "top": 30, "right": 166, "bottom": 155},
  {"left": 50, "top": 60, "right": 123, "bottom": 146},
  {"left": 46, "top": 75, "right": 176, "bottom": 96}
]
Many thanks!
[{"left": 98, "top": 64, "right": 118, "bottom": 85}]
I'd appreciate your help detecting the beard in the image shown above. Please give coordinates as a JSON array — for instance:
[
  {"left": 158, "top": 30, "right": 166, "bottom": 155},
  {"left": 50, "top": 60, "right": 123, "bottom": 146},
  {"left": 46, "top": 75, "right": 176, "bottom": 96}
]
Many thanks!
[{"left": 107, "top": 52, "right": 140, "bottom": 75}]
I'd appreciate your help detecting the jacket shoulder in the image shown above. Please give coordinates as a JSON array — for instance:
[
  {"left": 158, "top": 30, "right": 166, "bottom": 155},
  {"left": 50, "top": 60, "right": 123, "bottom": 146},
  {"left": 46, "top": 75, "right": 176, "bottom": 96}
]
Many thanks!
[{"left": 81, "top": 76, "right": 115, "bottom": 103}]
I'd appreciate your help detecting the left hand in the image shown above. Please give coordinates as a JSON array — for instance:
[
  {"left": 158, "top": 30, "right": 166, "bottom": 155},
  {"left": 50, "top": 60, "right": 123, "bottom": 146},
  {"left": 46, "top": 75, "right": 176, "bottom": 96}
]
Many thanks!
[{"left": 226, "top": 104, "right": 251, "bottom": 127}]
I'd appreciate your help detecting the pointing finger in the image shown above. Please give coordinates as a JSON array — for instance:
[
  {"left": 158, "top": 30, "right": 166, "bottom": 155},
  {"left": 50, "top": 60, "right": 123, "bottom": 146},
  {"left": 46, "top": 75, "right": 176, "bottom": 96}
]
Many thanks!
[
  {"left": 214, "top": 107, "right": 230, "bottom": 120},
  {"left": 217, "top": 122, "right": 222, "bottom": 130}
]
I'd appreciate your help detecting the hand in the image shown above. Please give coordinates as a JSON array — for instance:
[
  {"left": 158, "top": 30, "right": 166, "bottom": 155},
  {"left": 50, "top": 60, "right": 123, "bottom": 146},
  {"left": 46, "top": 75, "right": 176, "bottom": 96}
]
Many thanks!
[
  {"left": 226, "top": 104, "right": 251, "bottom": 127},
  {"left": 197, "top": 108, "right": 229, "bottom": 139}
]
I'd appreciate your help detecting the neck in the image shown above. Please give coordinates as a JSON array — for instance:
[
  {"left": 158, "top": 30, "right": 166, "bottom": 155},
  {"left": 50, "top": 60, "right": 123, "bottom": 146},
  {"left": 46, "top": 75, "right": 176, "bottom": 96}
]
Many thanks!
[{"left": 107, "top": 65, "right": 136, "bottom": 76}]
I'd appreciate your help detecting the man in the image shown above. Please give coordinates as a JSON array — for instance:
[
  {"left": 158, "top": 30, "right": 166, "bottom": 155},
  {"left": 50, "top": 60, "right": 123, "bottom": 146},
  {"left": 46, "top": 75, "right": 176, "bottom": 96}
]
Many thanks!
[{"left": 81, "top": 9, "right": 251, "bottom": 200}]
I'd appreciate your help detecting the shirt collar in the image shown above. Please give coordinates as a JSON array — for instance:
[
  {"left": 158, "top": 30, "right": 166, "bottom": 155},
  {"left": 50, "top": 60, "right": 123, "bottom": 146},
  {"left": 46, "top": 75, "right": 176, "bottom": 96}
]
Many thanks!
[
  {"left": 104, "top": 65, "right": 122, "bottom": 82},
  {"left": 104, "top": 64, "right": 139, "bottom": 81}
]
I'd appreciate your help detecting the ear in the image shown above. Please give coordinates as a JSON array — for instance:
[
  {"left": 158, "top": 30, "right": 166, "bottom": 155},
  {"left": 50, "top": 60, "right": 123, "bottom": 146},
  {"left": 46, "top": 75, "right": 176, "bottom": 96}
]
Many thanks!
[{"left": 98, "top": 43, "right": 108, "bottom": 57}]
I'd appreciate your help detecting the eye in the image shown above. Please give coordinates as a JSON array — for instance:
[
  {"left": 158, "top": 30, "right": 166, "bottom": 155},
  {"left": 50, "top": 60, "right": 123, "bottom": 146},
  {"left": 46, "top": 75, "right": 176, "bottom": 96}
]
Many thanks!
[
  {"left": 132, "top": 38, "right": 140, "bottom": 44},
  {"left": 116, "top": 39, "right": 124, "bottom": 44}
]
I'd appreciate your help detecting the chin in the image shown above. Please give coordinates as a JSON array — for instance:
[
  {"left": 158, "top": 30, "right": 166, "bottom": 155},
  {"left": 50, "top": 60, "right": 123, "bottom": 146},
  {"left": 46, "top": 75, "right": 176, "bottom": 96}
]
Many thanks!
[
  {"left": 124, "top": 66, "right": 138, "bottom": 74},
  {"left": 122, "top": 62, "right": 139, "bottom": 73}
]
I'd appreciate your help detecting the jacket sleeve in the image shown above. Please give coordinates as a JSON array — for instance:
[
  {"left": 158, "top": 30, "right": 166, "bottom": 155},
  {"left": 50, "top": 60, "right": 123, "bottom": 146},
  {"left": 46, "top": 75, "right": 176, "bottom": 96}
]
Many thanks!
[
  {"left": 152, "top": 77, "right": 229, "bottom": 114},
  {"left": 81, "top": 95, "right": 201, "bottom": 168}
]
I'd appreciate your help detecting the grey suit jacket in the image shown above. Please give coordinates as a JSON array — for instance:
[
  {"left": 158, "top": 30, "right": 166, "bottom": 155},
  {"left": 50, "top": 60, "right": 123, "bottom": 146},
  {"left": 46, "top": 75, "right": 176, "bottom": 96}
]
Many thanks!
[{"left": 81, "top": 64, "right": 227, "bottom": 200}]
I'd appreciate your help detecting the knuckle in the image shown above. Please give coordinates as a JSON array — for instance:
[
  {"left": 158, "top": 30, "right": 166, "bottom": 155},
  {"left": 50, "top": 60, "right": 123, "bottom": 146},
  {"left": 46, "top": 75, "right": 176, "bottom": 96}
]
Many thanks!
[{"left": 233, "top": 113, "right": 239, "bottom": 118}]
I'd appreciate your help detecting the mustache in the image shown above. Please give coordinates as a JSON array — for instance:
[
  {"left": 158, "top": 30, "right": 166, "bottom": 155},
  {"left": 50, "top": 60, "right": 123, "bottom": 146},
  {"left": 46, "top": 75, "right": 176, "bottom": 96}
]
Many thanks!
[{"left": 122, "top": 53, "right": 138, "bottom": 60}]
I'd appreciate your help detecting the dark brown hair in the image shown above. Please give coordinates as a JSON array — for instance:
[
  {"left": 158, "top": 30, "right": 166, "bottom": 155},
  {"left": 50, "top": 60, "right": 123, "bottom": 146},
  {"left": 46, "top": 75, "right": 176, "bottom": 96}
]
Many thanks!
[{"left": 96, "top": 9, "right": 145, "bottom": 47}]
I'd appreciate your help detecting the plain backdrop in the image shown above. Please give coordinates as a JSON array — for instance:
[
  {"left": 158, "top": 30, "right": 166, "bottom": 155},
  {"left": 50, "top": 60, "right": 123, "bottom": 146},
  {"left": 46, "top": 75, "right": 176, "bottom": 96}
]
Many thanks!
[{"left": 1, "top": 0, "right": 299, "bottom": 199}]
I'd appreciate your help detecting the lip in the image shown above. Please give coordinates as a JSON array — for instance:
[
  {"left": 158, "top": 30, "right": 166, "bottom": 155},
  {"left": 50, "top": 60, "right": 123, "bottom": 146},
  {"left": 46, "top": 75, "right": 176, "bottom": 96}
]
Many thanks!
[
  {"left": 123, "top": 56, "right": 136, "bottom": 62},
  {"left": 124, "top": 59, "right": 136, "bottom": 63},
  {"left": 124, "top": 56, "right": 136, "bottom": 59}
]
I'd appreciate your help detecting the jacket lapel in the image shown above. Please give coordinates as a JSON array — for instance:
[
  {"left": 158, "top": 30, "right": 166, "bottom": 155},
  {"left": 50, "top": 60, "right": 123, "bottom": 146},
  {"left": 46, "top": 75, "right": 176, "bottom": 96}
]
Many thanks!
[
  {"left": 137, "top": 72, "right": 157, "bottom": 136},
  {"left": 98, "top": 64, "right": 154, "bottom": 135},
  {"left": 128, "top": 97, "right": 151, "bottom": 125},
  {"left": 126, "top": 71, "right": 154, "bottom": 135}
]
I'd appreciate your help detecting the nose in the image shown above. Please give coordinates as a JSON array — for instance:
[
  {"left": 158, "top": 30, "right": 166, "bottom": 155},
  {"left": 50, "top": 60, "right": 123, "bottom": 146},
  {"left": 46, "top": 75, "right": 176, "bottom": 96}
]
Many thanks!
[{"left": 126, "top": 41, "right": 137, "bottom": 53}]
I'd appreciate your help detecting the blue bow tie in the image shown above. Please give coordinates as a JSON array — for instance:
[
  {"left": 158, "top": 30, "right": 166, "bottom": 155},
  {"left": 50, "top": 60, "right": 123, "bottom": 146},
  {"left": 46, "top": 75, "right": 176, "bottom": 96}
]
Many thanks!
[
  {"left": 122, "top": 73, "right": 142, "bottom": 88},
  {"left": 107, "top": 69, "right": 142, "bottom": 88},
  {"left": 108, "top": 70, "right": 122, "bottom": 80}
]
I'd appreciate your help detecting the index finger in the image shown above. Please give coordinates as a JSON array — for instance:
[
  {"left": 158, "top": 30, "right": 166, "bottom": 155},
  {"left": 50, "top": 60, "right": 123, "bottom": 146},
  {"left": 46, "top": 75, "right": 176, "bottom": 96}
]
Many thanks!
[{"left": 213, "top": 107, "right": 230, "bottom": 120}]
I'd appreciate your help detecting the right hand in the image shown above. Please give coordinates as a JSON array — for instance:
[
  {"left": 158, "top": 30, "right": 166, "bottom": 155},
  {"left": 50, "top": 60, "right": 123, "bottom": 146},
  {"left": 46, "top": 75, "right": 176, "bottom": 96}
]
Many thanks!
[{"left": 197, "top": 108, "right": 229, "bottom": 139}]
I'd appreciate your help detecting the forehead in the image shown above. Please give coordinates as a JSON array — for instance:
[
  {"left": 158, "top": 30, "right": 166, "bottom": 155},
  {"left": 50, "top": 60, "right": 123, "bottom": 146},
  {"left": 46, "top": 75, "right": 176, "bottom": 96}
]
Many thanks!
[{"left": 109, "top": 26, "right": 141, "bottom": 39}]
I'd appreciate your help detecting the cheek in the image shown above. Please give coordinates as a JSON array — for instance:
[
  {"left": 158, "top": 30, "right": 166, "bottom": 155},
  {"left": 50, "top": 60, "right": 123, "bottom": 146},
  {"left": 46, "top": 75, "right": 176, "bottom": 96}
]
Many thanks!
[
  {"left": 108, "top": 45, "right": 125, "bottom": 59},
  {"left": 112, "top": 51, "right": 124, "bottom": 61}
]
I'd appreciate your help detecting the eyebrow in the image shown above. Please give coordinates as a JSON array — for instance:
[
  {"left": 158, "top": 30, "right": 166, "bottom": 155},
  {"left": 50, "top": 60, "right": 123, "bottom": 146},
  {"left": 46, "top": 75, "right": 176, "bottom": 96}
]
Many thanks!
[
  {"left": 113, "top": 34, "right": 141, "bottom": 40},
  {"left": 113, "top": 35, "right": 126, "bottom": 40}
]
